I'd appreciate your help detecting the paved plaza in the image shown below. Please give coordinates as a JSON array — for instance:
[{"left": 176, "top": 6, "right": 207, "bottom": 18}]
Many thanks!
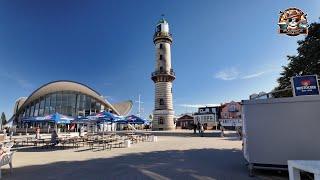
[{"left": 3, "top": 131, "right": 288, "bottom": 180}]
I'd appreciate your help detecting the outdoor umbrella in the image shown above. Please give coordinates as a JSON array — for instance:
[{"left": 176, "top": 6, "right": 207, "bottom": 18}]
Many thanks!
[
  {"left": 21, "top": 113, "right": 73, "bottom": 133},
  {"left": 45, "top": 113, "right": 74, "bottom": 124},
  {"left": 72, "top": 117, "right": 91, "bottom": 124},
  {"left": 87, "top": 111, "right": 115, "bottom": 120},
  {"left": 87, "top": 111, "right": 119, "bottom": 136},
  {"left": 22, "top": 116, "right": 49, "bottom": 134},
  {"left": 44, "top": 113, "right": 74, "bottom": 132},
  {"left": 125, "top": 115, "right": 149, "bottom": 125}
]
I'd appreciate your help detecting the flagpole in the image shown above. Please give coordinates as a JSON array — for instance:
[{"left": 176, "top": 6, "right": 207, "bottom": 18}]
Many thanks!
[{"left": 135, "top": 94, "right": 144, "bottom": 117}]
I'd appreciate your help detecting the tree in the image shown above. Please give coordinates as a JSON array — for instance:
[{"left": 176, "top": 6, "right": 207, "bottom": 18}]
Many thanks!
[
  {"left": 273, "top": 22, "right": 320, "bottom": 97},
  {"left": 1, "top": 112, "right": 6, "bottom": 126}
]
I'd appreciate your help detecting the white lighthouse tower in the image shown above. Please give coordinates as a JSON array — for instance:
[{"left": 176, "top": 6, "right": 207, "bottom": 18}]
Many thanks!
[{"left": 151, "top": 17, "right": 175, "bottom": 130}]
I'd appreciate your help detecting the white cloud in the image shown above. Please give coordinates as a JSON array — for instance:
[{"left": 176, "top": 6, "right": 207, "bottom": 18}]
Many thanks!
[
  {"left": 214, "top": 67, "right": 239, "bottom": 80},
  {"left": 241, "top": 71, "right": 266, "bottom": 79},
  {"left": 177, "top": 103, "right": 220, "bottom": 108},
  {"left": 215, "top": 66, "right": 279, "bottom": 81}
]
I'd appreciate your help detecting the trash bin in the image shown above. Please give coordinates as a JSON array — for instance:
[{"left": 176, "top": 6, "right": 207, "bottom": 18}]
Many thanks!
[
  {"left": 151, "top": 135, "right": 158, "bottom": 142},
  {"left": 124, "top": 140, "right": 131, "bottom": 148}
]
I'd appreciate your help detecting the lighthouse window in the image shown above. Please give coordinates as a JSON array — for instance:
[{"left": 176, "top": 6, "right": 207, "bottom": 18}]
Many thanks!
[
  {"left": 159, "top": 98, "right": 164, "bottom": 105},
  {"left": 159, "top": 44, "right": 163, "bottom": 49},
  {"left": 159, "top": 55, "right": 163, "bottom": 60},
  {"left": 157, "top": 24, "right": 161, "bottom": 32},
  {"left": 159, "top": 117, "right": 164, "bottom": 124},
  {"left": 160, "top": 66, "right": 163, "bottom": 71}
]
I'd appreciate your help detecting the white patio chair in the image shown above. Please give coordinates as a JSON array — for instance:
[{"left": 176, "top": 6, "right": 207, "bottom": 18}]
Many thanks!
[
  {"left": 3, "top": 142, "right": 14, "bottom": 152},
  {"left": 0, "top": 152, "right": 14, "bottom": 179}
]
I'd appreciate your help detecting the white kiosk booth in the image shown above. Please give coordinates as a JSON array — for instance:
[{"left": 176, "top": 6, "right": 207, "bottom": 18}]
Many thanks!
[{"left": 242, "top": 95, "right": 320, "bottom": 176}]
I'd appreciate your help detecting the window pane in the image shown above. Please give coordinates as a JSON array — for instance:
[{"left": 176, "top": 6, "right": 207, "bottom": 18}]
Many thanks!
[
  {"left": 50, "top": 93, "right": 56, "bottom": 113},
  {"left": 34, "top": 100, "right": 39, "bottom": 117},
  {"left": 38, "top": 98, "right": 45, "bottom": 116},
  {"left": 44, "top": 95, "right": 51, "bottom": 115},
  {"left": 56, "top": 93, "right": 62, "bottom": 108}
]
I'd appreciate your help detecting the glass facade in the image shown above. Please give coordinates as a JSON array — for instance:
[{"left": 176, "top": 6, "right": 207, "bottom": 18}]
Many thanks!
[{"left": 17, "top": 91, "right": 107, "bottom": 119}]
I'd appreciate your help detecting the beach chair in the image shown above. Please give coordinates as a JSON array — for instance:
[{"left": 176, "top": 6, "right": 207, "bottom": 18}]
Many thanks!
[{"left": 0, "top": 152, "right": 14, "bottom": 179}]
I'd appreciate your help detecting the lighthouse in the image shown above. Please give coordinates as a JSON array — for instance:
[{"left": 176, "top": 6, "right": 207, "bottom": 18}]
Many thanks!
[{"left": 151, "top": 17, "right": 175, "bottom": 130}]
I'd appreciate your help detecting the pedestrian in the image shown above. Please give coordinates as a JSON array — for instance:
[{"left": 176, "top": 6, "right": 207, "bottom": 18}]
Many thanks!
[
  {"left": 197, "top": 122, "right": 201, "bottom": 134},
  {"left": 200, "top": 124, "right": 204, "bottom": 137},
  {"left": 236, "top": 126, "right": 242, "bottom": 140},
  {"left": 51, "top": 130, "right": 59, "bottom": 146},
  {"left": 193, "top": 124, "right": 197, "bottom": 134},
  {"left": 220, "top": 125, "right": 224, "bottom": 137}
]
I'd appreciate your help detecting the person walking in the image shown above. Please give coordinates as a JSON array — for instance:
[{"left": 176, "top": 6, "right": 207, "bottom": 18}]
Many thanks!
[
  {"left": 197, "top": 122, "right": 201, "bottom": 134},
  {"left": 193, "top": 124, "right": 197, "bottom": 134},
  {"left": 236, "top": 126, "right": 242, "bottom": 140},
  {"left": 200, "top": 124, "right": 204, "bottom": 137},
  {"left": 220, "top": 125, "right": 224, "bottom": 137},
  {"left": 51, "top": 130, "right": 59, "bottom": 146}
]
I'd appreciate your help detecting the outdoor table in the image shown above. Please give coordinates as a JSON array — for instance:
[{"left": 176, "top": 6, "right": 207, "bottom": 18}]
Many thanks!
[
  {"left": 24, "top": 137, "right": 34, "bottom": 145},
  {"left": 70, "top": 137, "right": 85, "bottom": 148},
  {"left": 128, "top": 135, "right": 139, "bottom": 143},
  {"left": 13, "top": 138, "right": 24, "bottom": 146},
  {"left": 96, "top": 139, "right": 112, "bottom": 150},
  {"left": 86, "top": 140, "right": 95, "bottom": 150},
  {"left": 142, "top": 133, "right": 152, "bottom": 141},
  {"left": 106, "top": 133, "right": 116, "bottom": 137},
  {"left": 58, "top": 138, "right": 69, "bottom": 148},
  {"left": 33, "top": 138, "right": 48, "bottom": 147}
]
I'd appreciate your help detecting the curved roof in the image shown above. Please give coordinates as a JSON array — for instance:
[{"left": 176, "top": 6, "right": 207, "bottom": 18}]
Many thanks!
[
  {"left": 17, "top": 80, "right": 121, "bottom": 115},
  {"left": 13, "top": 97, "right": 27, "bottom": 114},
  {"left": 111, "top": 100, "right": 133, "bottom": 116}
]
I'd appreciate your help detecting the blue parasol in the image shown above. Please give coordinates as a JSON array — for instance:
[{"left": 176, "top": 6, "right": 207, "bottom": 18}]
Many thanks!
[
  {"left": 22, "top": 113, "right": 73, "bottom": 124},
  {"left": 46, "top": 113, "right": 74, "bottom": 124},
  {"left": 116, "top": 115, "right": 150, "bottom": 125}
]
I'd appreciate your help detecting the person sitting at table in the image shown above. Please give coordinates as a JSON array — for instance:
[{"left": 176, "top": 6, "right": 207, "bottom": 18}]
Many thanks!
[{"left": 51, "top": 130, "right": 59, "bottom": 146}]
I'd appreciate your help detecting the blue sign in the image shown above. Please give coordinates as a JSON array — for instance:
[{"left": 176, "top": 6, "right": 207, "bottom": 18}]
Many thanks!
[{"left": 291, "top": 75, "right": 320, "bottom": 96}]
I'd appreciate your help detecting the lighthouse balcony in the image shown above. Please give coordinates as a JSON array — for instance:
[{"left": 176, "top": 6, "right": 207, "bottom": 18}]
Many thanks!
[
  {"left": 151, "top": 69, "right": 175, "bottom": 82},
  {"left": 153, "top": 32, "right": 173, "bottom": 43}
]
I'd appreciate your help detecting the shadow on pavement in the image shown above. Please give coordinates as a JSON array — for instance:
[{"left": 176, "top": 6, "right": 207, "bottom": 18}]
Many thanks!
[
  {"left": 3, "top": 148, "right": 289, "bottom": 180},
  {"left": 13, "top": 145, "right": 78, "bottom": 152}
]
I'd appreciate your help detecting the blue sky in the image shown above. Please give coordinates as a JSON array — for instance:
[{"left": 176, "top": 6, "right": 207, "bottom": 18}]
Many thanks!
[{"left": 0, "top": 0, "right": 319, "bottom": 118}]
